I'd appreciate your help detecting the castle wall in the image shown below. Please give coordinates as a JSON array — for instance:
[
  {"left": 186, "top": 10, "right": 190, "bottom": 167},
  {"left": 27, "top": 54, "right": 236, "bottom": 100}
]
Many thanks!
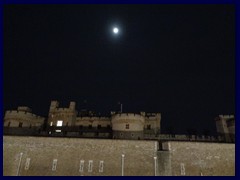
[
  {"left": 3, "top": 136, "right": 158, "bottom": 176},
  {"left": 113, "top": 131, "right": 143, "bottom": 140},
  {"left": 48, "top": 101, "right": 77, "bottom": 126},
  {"left": 142, "top": 113, "right": 161, "bottom": 135},
  {"left": 48, "top": 111, "right": 77, "bottom": 126},
  {"left": 145, "top": 118, "right": 160, "bottom": 134},
  {"left": 4, "top": 110, "right": 44, "bottom": 127},
  {"left": 111, "top": 113, "right": 145, "bottom": 140},
  {"left": 75, "top": 117, "right": 111, "bottom": 127},
  {"left": 111, "top": 113, "right": 145, "bottom": 131},
  {"left": 162, "top": 141, "right": 235, "bottom": 176},
  {"left": 3, "top": 136, "right": 235, "bottom": 176}
]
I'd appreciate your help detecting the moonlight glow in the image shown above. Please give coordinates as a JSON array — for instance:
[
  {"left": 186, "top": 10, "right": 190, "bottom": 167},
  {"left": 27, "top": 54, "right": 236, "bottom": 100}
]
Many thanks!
[{"left": 113, "top": 27, "right": 119, "bottom": 34}]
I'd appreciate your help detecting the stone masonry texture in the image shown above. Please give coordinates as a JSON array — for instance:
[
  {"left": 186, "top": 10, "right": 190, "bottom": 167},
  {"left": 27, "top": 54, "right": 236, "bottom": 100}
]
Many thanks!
[
  {"left": 3, "top": 136, "right": 235, "bottom": 176},
  {"left": 3, "top": 136, "right": 158, "bottom": 176},
  {"left": 162, "top": 141, "right": 235, "bottom": 176}
]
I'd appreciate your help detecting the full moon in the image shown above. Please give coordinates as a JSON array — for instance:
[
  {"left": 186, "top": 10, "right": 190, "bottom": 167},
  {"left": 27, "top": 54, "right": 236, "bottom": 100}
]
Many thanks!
[{"left": 113, "top": 27, "right": 119, "bottom": 34}]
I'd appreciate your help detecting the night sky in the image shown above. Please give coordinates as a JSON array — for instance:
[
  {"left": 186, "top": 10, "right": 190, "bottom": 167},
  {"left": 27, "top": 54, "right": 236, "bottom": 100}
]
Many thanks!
[{"left": 3, "top": 4, "right": 235, "bottom": 134}]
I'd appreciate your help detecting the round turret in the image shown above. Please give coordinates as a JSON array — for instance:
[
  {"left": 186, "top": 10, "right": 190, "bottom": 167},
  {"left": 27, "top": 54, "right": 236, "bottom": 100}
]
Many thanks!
[{"left": 111, "top": 113, "right": 145, "bottom": 140}]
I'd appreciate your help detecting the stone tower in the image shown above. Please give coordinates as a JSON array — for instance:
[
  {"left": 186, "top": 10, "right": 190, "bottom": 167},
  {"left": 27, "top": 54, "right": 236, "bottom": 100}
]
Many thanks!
[
  {"left": 215, "top": 115, "right": 235, "bottom": 143},
  {"left": 3, "top": 106, "right": 44, "bottom": 128},
  {"left": 48, "top": 101, "right": 77, "bottom": 132},
  {"left": 111, "top": 113, "right": 145, "bottom": 140}
]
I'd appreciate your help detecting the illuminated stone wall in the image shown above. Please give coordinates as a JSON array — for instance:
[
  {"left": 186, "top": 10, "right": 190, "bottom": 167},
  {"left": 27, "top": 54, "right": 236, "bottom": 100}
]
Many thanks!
[
  {"left": 3, "top": 101, "right": 162, "bottom": 139},
  {"left": 162, "top": 141, "right": 235, "bottom": 176},
  {"left": 4, "top": 108, "right": 45, "bottom": 128},
  {"left": 3, "top": 136, "right": 158, "bottom": 176},
  {"left": 75, "top": 117, "right": 111, "bottom": 127},
  {"left": 3, "top": 136, "right": 235, "bottom": 176},
  {"left": 111, "top": 113, "right": 145, "bottom": 139},
  {"left": 48, "top": 101, "right": 77, "bottom": 126}
]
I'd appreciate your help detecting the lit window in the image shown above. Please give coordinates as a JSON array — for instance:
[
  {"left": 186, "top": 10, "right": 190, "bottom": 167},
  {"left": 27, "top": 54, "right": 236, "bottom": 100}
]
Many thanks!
[
  {"left": 57, "top": 120, "right": 63, "bottom": 127},
  {"left": 50, "top": 122, "right": 53, "bottom": 126}
]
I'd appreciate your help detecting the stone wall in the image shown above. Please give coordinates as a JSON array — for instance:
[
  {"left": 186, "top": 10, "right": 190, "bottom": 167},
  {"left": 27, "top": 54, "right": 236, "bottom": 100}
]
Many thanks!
[
  {"left": 113, "top": 130, "right": 143, "bottom": 140},
  {"left": 162, "top": 141, "right": 235, "bottom": 176},
  {"left": 3, "top": 136, "right": 235, "bottom": 176},
  {"left": 111, "top": 113, "right": 145, "bottom": 131},
  {"left": 48, "top": 101, "right": 77, "bottom": 126},
  {"left": 75, "top": 117, "right": 111, "bottom": 127},
  {"left": 145, "top": 113, "right": 161, "bottom": 134},
  {"left": 3, "top": 136, "right": 158, "bottom": 176},
  {"left": 4, "top": 110, "right": 45, "bottom": 128}
]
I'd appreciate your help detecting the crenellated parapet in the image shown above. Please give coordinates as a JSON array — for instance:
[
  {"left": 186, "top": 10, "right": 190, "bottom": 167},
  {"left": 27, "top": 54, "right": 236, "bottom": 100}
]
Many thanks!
[
  {"left": 219, "top": 115, "right": 234, "bottom": 119},
  {"left": 111, "top": 113, "right": 145, "bottom": 130},
  {"left": 48, "top": 101, "right": 77, "bottom": 127},
  {"left": 4, "top": 107, "right": 45, "bottom": 128},
  {"left": 111, "top": 113, "right": 145, "bottom": 139},
  {"left": 4, "top": 100, "right": 162, "bottom": 139},
  {"left": 75, "top": 116, "right": 111, "bottom": 127}
]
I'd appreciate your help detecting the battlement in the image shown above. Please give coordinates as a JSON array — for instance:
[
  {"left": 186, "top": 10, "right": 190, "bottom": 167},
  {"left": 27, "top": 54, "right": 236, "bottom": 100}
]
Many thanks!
[
  {"left": 112, "top": 113, "right": 143, "bottom": 118},
  {"left": 111, "top": 113, "right": 145, "bottom": 126},
  {"left": 219, "top": 115, "right": 234, "bottom": 119},
  {"left": 4, "top": 108, "right": 45, "bottom": 128},
  {"left": 145, "top": 113, "right": 161, "bottom": 117},
  {"left": 49, "top": 101, "right": 76, "bottom": 112},
  {"left": 5, "top": 110, "right": 44, "bottom": 120},
  {"left": 147, "top": 134, "right": 222, "bottom": 142},
  {"left": 76, "top": 117, "right": 110, "bottom": 121},
  {"left": 54, "top": 108, "right": 76, "bottom": 112},
  {"left": 17, "top": 106, "right": 32, "bottom": 113},
  {"left": 111, "top": 112, "right": 161, "bottom": 118}
]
